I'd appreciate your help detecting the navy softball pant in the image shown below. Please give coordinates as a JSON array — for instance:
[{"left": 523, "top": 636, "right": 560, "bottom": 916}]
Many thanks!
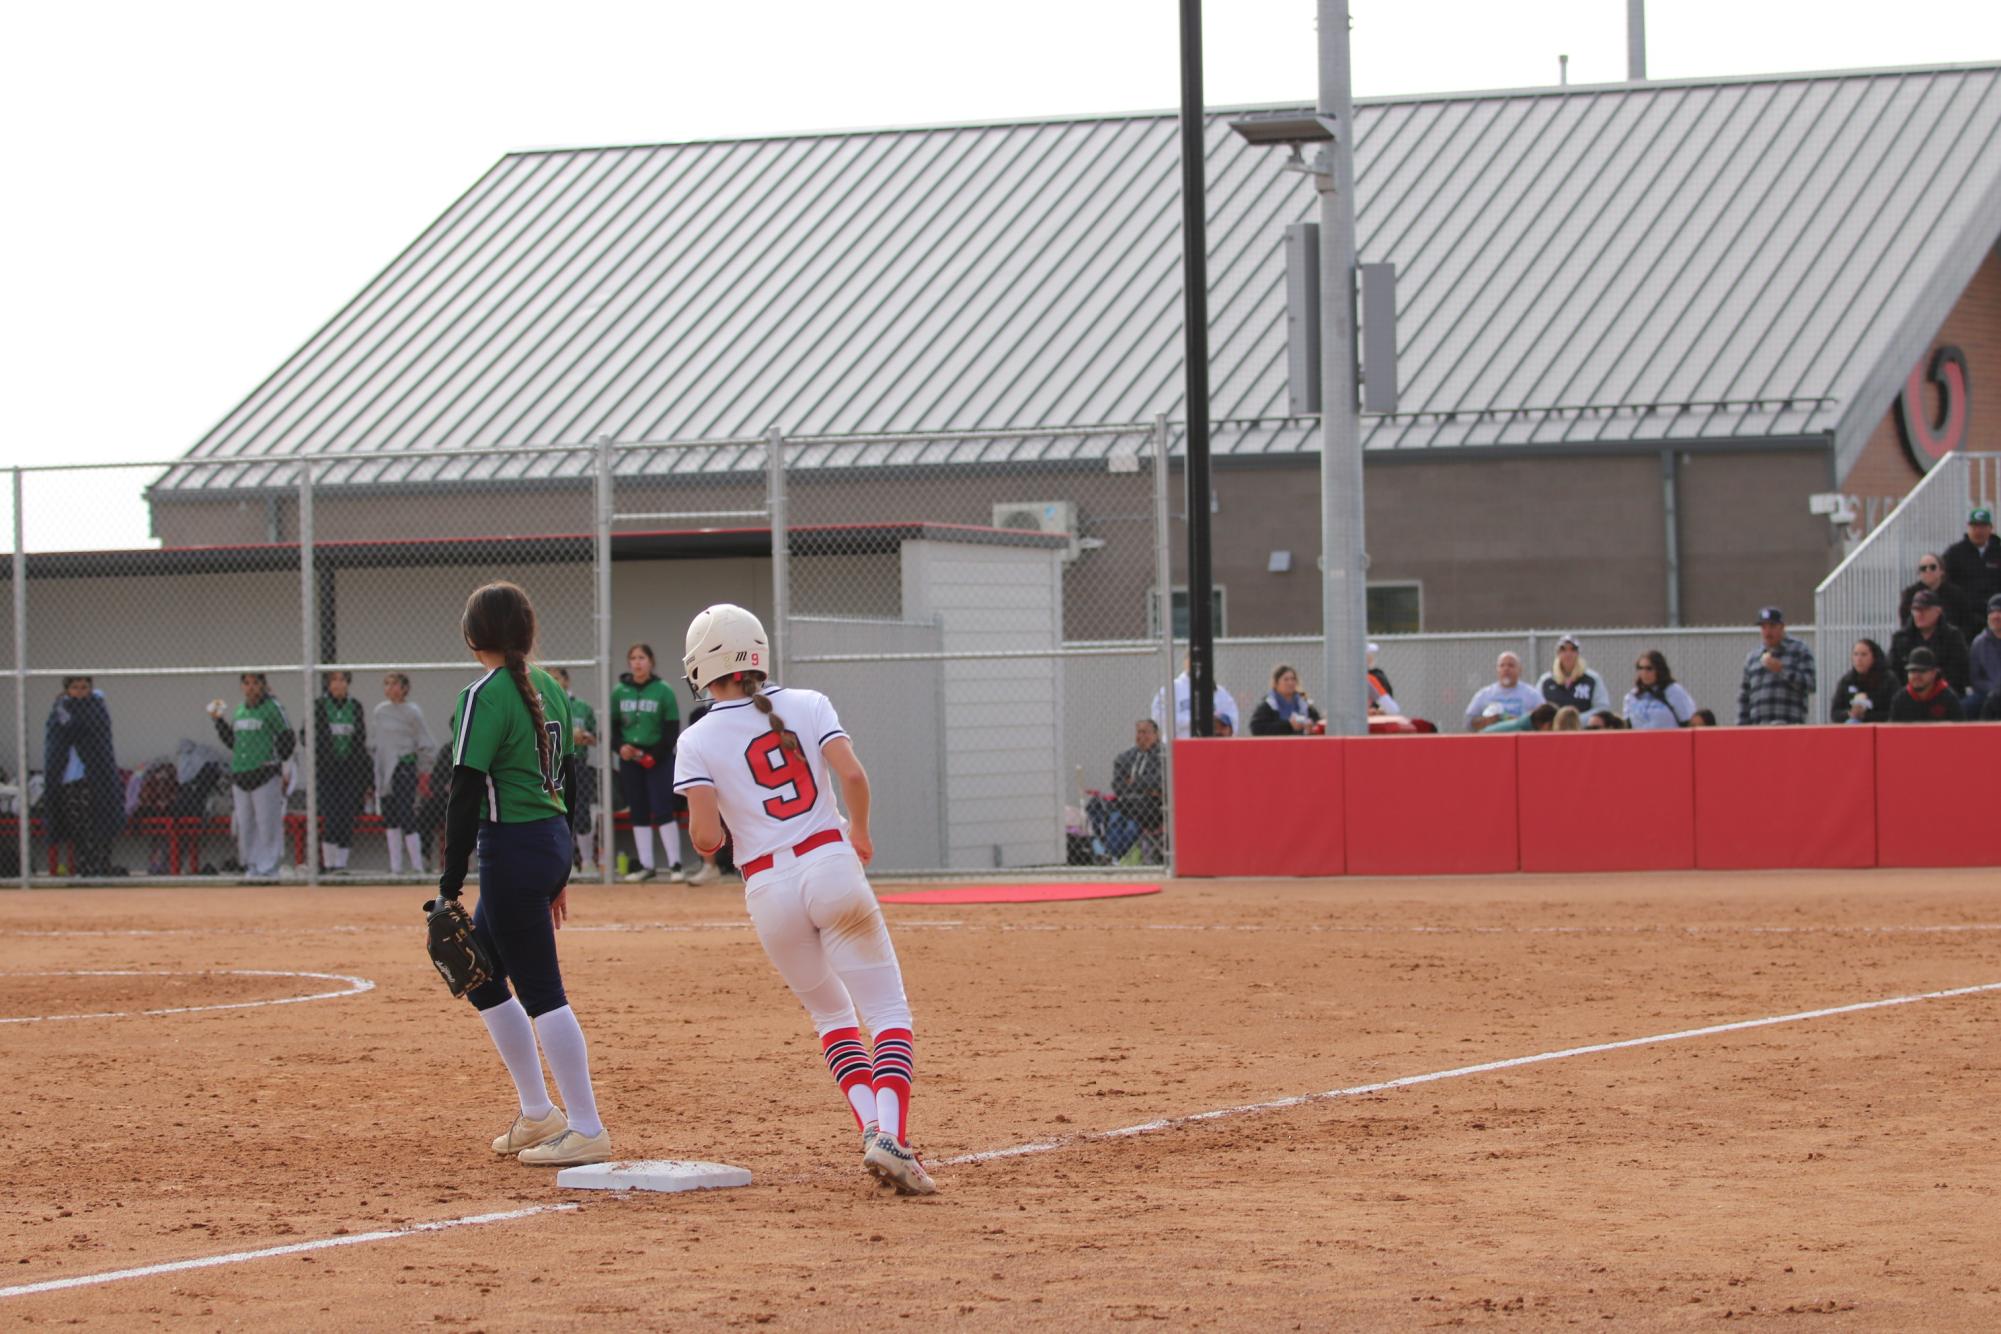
[
  {"left": 617, "top": 755, "right": 676, "bottom": 826},
  {"left": 466, "top": 814, "right": 574, "bottom": 1018}
]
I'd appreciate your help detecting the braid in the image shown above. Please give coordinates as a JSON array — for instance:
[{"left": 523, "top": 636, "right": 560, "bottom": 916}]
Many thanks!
[
  {"left": 506, "top": 651, "right": 558, "bottom": 794},
  {"left": 745, "top": 675, "right": 798, "bottom": 753}
]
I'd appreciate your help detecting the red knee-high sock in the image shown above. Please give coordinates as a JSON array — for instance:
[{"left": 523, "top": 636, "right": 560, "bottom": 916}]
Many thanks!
[
  {"left": 820, "top": 1027, "right": 876, "bottom": 1131},
  {"left": 871, "top": 1028, "right": 914, "bottom": 1145}
]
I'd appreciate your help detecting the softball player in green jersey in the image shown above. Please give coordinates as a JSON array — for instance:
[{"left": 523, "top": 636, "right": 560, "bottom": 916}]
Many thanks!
[
  {"left": 314, "top": 672, "right": 369, "bottom": 871},
  {"left": 438, "top": 581, "right": 611, "bottom": 1168},
  {"left": 207, "top": 673, "right": 294, "bottom": 878},
  {"left": 551, "top": 665, "right": 601, "bottom": 874},
  {"left": 611, "top": 645, "right": 682, "bottom": 882}
]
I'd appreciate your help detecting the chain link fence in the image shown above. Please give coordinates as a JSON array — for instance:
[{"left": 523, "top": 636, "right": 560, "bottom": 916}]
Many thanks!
[
  {"left": 780, "top": 422, "right": 1174, "bottom": 873},
  {"left": 8, "top": 433, "right": 1980, "bottom": 887}
]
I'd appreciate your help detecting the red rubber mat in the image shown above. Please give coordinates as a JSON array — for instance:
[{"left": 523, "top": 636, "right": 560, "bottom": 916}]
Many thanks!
[{"left": 876, "top": 883, "right": 1163, "bottom": 905}]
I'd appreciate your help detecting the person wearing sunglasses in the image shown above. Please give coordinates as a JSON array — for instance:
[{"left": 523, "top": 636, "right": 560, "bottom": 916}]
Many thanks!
[
  {"left": 1623, "top": 650, "right": 1697, "bottom": 730},
  {"left": 1897, "top": 551, "right": 1975, "bottom": 637}
]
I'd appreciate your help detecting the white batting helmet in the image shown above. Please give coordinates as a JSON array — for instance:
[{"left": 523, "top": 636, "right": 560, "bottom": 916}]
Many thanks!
[{"left": 682, "top": 603, "right": 771, "bottom": 692}]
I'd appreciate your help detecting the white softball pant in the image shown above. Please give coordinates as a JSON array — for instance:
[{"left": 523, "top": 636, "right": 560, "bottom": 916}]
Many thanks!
[
  {"left": 232, "top": 777, "right": 287, "bottom": 876},
  {"left": 744, "top": 844, "right": 912, "bottom": 1037}
]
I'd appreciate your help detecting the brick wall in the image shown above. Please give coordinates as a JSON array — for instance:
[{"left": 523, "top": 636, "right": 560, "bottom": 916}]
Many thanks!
[{"left": 1843, "top": 243, "right": 2001, "bottom": 504}]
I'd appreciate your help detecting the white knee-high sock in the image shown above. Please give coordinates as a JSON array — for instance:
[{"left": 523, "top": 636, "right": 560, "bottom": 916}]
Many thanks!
[
  {"left": 658, "top": 826, "right": 681, "bottom": 870},
  {"left": 633, "top": 825, "right": 655, "bottom": 870},
  {"left": 385, "top": 828, "right": 404, "bottom": 873},
  {"left": 320, "top": 841, "right": 336, "bottom": 869},
  {"left": 533, "top": 1006, "right": 603, "bottom": 1137},
  {"left": 404, "top": 831, "right": 424, "bottom": 872},
  {"left": 575, "top": 822, "right": 595, "bottom": 870},
  {"left": 480, "top": 998, "right": 553, "bottom": 1118}
]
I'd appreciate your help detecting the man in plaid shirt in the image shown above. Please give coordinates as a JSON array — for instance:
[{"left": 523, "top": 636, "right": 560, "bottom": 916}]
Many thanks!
[{"left": 1736, "top": 606, "right": 1817, "bottom": 725}]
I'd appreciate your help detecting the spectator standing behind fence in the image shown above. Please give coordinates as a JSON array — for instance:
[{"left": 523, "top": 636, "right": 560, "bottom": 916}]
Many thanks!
[
  {"left": 1888, "top": 647, "right": 1965, "bottom": 723},
  {"left": 1622, "top": 650, "right": 1697, "bottom": 729},
  {"left": 1736, "top": 608, "right": 1816, "bottom": 725},
  {"left": 45, "top": 676, "right": 122, "bottom": 877},
  {"left": 1829, "top": 639, "right": 1895, "bottom": 724},
  {"left": 1966, "top": 594, "right": 2001, "bottom": 720},
  {"left": 370, "top": 672, "right": 438, "bottom": 876},
  {"left": 1464, "top": 652, "right": 1543, "bottom": 731},
  {"left": 1889, "top": 590, "right": 1971, "bottom": 694},
  {"left": 208, "top": 674, "right": 293, "bottom": 879},
  {"left": 1250, "top": 665, "right": 1324, "bottom": 736},
  {"left": 313, "top": 671, "right": 369, "bottom": 873},
  {"left": 1538, "top": 634, "right": 1611, "bottom": 717},
  {"left": 1153, "top": 656, "right": 1240, "bottom": 739},
  {"left": 1941, "top": 508, "right": 1999, "bottom": 629},
  {"left": 1897, "top": 552, "right": 1976, "bottom": 639},
  {"left": 613, "top": 643, "right": 683, "bottom": 884}
]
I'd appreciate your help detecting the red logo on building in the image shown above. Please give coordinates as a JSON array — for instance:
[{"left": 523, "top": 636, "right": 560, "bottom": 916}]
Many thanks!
[{"left": 1896, "top": 345, "right": 1970, "bottom": 472}]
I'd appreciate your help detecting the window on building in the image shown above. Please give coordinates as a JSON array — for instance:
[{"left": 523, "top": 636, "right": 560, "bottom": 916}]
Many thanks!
[
  {"left": 1367, "top": 582, "right": 1422, "bottom": 634},
  {"left": 1149, "top": 586, "right": 1227, "bottom": 639}
]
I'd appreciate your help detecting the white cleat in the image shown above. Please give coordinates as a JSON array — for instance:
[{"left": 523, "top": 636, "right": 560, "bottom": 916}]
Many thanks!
[
  {"left": 519, "top": 1127, "right": 613, "bottom": 1167},
  {"left": 863, "top": 1132, "right": 939, "bottom": 1196},
  {"left": 492, "top": 1107, "right": 567, "bottom": 1156},
  {"left": 685, "top": 862, "right": 723, "bottom": 887}
]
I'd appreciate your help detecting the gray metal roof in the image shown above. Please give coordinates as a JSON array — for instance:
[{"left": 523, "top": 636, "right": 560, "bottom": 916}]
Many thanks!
[{"left": 160, "top": 62, "right": 2001, "bottom": 492}]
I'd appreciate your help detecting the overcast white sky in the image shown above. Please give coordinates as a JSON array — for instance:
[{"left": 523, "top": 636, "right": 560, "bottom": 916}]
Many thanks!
[{"left": 3, "top": 0, "right": 1997, "bottom": 548}]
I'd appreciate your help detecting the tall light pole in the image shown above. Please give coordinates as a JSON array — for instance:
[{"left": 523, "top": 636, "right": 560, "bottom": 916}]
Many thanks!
[
  {"left": 1316, "top": 0, "right": 1369, "bottom": 736},
  {"left": 1228, "top": 2, "right": 1370, "bottom": 734},
  {"left": 1176, "top": 0, "right": 1217, "bottom": 739}
]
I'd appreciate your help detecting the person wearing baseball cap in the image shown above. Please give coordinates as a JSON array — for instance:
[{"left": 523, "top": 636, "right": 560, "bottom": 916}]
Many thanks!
[
  {"left": 1942, "top": 507, "right": 1999, "bottom": 624},
  {"left": 1537, "top": 633, "right": 1611, "bottom": 716},
  {"left": 1889, "top": 587, "right": 1971, "bottom": 694},
  {"left": 1966, "top": 591, "right": 2001, "bottom": 720},
  {"left": 1888, "top": 646, "right": 1965, "bottom": 723},
  {"left": 1736, "top": 607, "right": 1816, "bottom": 725}
]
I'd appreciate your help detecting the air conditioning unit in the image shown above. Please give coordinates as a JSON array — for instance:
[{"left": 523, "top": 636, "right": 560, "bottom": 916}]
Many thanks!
[{"left": 992, "top": 501, "right": 1079, "bottom": 561}]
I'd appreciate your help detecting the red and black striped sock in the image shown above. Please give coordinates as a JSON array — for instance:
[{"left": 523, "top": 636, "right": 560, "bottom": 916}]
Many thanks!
[
  {"left": 871, "top": 1028, "right": 914, "bottom": 1145},
  {"left": 820, "top": 1027, "right": 875, "bottom": 1131}
]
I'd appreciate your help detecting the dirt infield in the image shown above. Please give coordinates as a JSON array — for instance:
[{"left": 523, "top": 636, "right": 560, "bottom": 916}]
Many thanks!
[{"left": 5, "top": 869, "right": 1999, "bottom": 1329}]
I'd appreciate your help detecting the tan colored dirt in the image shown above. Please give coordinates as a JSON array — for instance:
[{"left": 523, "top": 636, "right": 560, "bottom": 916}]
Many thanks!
[{"left": 3, "top": 869, "right": 1998, "bottom": 1329}]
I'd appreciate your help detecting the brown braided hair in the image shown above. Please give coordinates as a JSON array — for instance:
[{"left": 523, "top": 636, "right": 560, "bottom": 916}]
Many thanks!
[
  {"left": 461, "top": 581, "right": 558, "bottom": 795},
  {"left": 731, "top": 671, "right": 798, "bottom": 754}
]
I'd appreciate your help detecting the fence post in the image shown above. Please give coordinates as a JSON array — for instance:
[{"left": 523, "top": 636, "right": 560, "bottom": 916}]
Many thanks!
[
  {"left": 595, "top": 435, "right": 615, "bottom": 886},
  {"left": 1153, "top": 414, "right": 1177, "bottom": 875},
  {"left": 298, "top": 462, "right": 318, "bottom": 887},
  {"left": 767, "top": 425, "right": 789, "bottom": 683},
  {"left": 12, "top": 468, "right": 27, "bottom": 889}
]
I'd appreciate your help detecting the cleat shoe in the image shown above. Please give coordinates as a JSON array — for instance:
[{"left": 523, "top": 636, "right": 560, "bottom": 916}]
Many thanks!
[
  {"left": 863, "top": 1134, "right": 938, "bottom": 1196},
  {"left": 492, "top": 1107, "right": 567, "bottom": 1156},
  {"left": 685, "top": 862, "right": 722, "bottom": 887},
  {"left": 518, "top": 1127, "right": 613, "bottom": 1167},
  {"left": 861, "top": 1123, "right": 880, "bottom": 1156},
  {"left": 622, "top": 867, "right": 657, "bottom": 884},
  {"left": 666, "top": 864, "right": 687, "bottom": 884}
]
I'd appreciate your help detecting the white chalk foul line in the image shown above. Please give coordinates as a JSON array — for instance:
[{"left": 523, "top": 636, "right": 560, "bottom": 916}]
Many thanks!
[
  {"left": 0, "top": 970, "right": 375, "bottom": 1025},
  {"left": 941, "top": 978, "right": 2001, "bottom": 1165},
  {"left": 0, "top": 1203, "right": 577, "bottom": 1300}
]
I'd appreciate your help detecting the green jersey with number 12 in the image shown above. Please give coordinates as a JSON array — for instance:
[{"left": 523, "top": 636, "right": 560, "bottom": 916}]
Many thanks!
[{"left": 449, "top": 664, "right": 572, "bottom": 823}]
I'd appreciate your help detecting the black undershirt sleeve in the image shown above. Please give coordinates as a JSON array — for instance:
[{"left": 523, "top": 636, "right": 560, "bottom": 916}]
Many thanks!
[{"left": 437, "top": 765, "right": 486, "bottom": 899}]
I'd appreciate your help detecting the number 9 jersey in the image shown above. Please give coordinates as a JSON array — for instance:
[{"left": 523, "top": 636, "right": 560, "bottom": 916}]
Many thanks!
[{"left": 670, "top": 686, "right": 848, "bottom": 865}]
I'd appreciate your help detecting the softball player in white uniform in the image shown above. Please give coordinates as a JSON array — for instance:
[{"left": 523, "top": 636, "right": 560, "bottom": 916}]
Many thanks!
[{"left": 673, "top": 604, "right": 935, "bottom": 1196}]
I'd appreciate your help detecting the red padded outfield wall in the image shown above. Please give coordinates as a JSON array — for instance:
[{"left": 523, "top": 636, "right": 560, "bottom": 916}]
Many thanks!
[{"left": 1171, "top": 725, "right": 1999, "bottom": 877}]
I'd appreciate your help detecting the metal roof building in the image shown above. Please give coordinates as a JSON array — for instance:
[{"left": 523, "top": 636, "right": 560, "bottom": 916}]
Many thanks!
[
  {"left": 149, "top": 62, "right": 2001, "bottom": 633},
  {"left": 157, "top": 61, "right": 2001, "bottom": 491}
]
